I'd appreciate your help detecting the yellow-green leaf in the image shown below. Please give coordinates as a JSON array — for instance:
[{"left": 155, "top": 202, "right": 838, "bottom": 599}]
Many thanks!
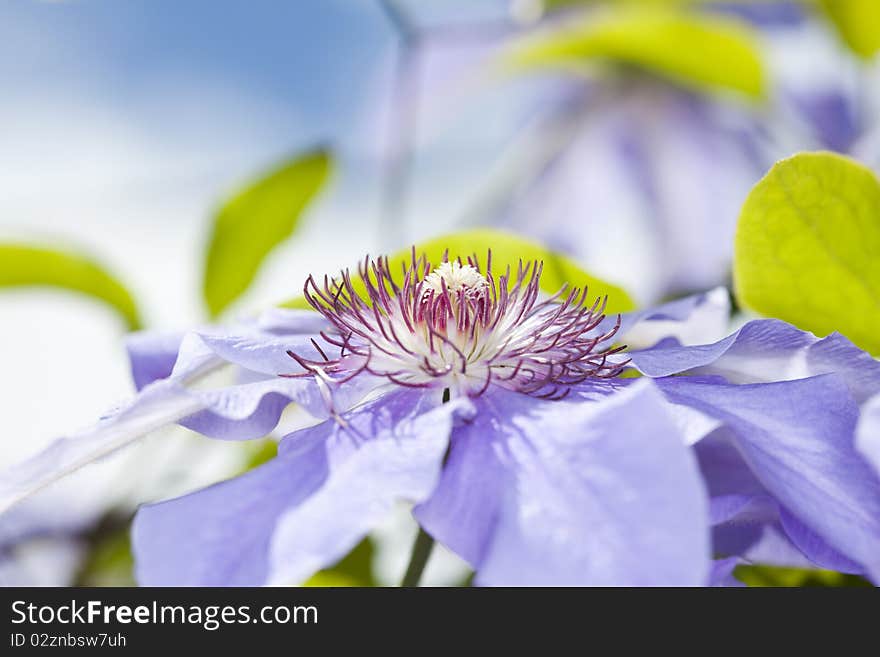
[
  {"left": 282, "top": 228, "right": 635, "bottom": 314},
  {"left": 303, "top": 538, "right": 376, "bottom": 587},
  {"left": 75, "top": 526, "right": 136, "bottom": 587},
  {"left": 734, "top": 152, "right": 880, "bottom": 354},
  {"left": 203, "top": 148, "right": 333, "bottom": 318},
  {"left": 0, "top": 244, "right": 141, "bottom": 330},
  {"left": 501, "top": 7, "right": 765, "bottom": 98},
  {"left": 820, "top": 0, "right": 880, "bottom": 59},
  {"left": 735, "top": 564, "right": 872, "bottom": 587},
  {"left": 543, "top": 0, "right": 725, "bottom": 10}
]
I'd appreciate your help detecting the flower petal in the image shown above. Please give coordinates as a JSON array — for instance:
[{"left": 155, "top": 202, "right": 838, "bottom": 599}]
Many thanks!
[
  {"left": 778, "top": 509, "right": 864, "bottom": 574},
  {"left": 0, "top": 383, "right": 203, "bottom": 516},
  {"left": 133, "top": 389, "right": 472, "bottom": 585},
  {"left": 417, "top": 381, "right": 710, "bottom": 586},
  {"left": 857, "top": 394, "right": 880, "bottom": 477},
  {"left": 133, "top": 429, "right": 329, "bottom": 586},
  {"left": 125, "top": 308, "right": 330, "bottom": 390},
  {"left": 618, "top": 287, "right": 731, "bottom": 349},
  {"left": 267, "top": 391, "right": 474, "bottom": 585},
  {"left": 0, "top": 342, "right": 330, "bottom": 515},
  {"left": 696, "top": 429, "right": 859, "bottom": 571},
  {"left": 129, "top": 322, "right": 378, "bottom": 440},
  {"left": 657, "top": 375, "right": 880, "bottom": 581},
  {"left": 498, "top": 85, "right": 759, "bottom": 302},
  {"left": 126, "top": 330, "right": 185, "bottom": 391},
  {"left": 631, "top": 319, "right": 880, "bottom": 403},
  {"left": 709, "top": 557, "right": 745, "bottom": 587}
]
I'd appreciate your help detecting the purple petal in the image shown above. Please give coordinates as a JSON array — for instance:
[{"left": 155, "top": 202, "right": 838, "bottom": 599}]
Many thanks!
[
  {"left": 714, "top": 522, "right": 820, "bottom": 570},
  {"left": 418, "top": 381, "right": 710, "bottom": 586},
  {"left": 129, "top": 317, "right": 372, "bottom": 440},
  {"left": 857, "top": 394, "right": 880, "bottom": 477},
  {"left": 0, "top": 383, "right": 203, "bottom": 516},
  {"left": 191, "top": 332, "right": 323, "bottom": 377},
  {"left": 267, "top": 392, "right": 474, "bottom": 585},
  {"left": 133, "top": 430, "right": 329, "bottom": 586},
  {"left": 498, "top": 86, "right": 761, "bottom": 302},
  {"left": 696, "top": 430, "right": 860, "bottom": 571},
  {"left": 0, "top": 324, "right": 340, "bottom": 515},
  {"left": 788, "top": 89, "right": 860, "bottom": 154},
  {"left": 709, "top": 557, "right": 745, "bottom": 587},
  {"left": 126, "top": 308, "right": 330, "bottom": 389},
  {"left": 658, "top": 375, "right": 880, "bottom": 581},
  {"left": 632, "top": 319, "right": 880, "bottom": 403},
  {"left": 614, "top": 287, "right": 731, "bottom": 349},
  {"left": 250, "top": 308, "right": 332, "bottom": 336},
  {"left": 778, "top": 509, "right": 864, "bottom": 574},
  {"left": 134, "top": 389, "right": 471, "bottom": 585},
  {"left": 126, "top": 330, "right": 184, "bottom": 391},
  {"left": 587, "top": 287, "right": 730, "bottom": 352},
  {"left": 180, "top": 377, "right": 327, "bottom": 441}
]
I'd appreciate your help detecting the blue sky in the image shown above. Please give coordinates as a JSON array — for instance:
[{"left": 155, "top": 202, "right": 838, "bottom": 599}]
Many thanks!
[{"left": 1, "top": 0, "right": 392, "bottom": 151}]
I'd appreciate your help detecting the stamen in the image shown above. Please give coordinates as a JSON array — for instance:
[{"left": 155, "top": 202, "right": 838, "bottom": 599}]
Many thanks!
[{"left": 289, "top": 250, "right": 626, "bottom": 397}]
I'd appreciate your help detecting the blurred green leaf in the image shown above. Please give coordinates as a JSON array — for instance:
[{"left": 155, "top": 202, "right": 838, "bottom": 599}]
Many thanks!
[
  {"left": 75, "top": 522, "right": 136, "bottom": 587},
  {"left": 543, "top": 0, "right": 725, "bottom": 9},
  {"left": 304, "top": 538, "right": 377, "bottom": 587},
  {"left": 735, "top": 565, "right": 872, "bottom": 587},
  {"left": 0, "top": 243, "right": 141, "bottom": 330},
  {"left": 240, "top": 438, "right": 279, "bottom": 472},
  {"left": 303, "top": 571, "right": 364, "bottom": 587},
  {"left": 282, "top": 228, "right": 636, "bottom": 314},
  {"left": 501, "top": 7, "right": 765, "bottom": 98},
  {"left": 819, "top": 0, "right": 880, "bottom": 59},
  {"left": 734, "top": 152, "right": 880, "bottom": 354},
  {"left": 203, "top": 148, "right": 333, "bottom": 318}
]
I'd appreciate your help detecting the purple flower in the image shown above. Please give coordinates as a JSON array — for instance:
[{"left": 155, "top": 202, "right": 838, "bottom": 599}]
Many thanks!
[
  {"left": 494, "top": 82, "right": 763, "bottom": 303},
  {"left": 1, "top": 252, "right": 878, "bottom": 586}
]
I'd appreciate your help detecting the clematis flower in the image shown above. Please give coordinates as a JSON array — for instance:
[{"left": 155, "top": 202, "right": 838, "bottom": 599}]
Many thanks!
[{"left": 1, "top": 252, "right": 879, "bottom": 586}]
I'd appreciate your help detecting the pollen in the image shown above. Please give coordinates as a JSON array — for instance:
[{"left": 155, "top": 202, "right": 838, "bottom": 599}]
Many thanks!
[{"left": 422, "top": 262, "right": 488, "bottom": 297}]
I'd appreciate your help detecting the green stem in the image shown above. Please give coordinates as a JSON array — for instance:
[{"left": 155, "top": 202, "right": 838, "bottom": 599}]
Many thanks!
[
  {"left": 400, "top": 526, "right": 436, "bottom": 587},
  {"left": 399, "top": 388, "right": 450, "bottom": 587}
]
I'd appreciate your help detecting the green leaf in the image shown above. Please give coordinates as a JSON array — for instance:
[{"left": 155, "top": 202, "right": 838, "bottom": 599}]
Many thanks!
[
  {"left": 75, "top": 525, "right": 136, "bottom": 587},
  {"left": 0, "top": 243, "right": 141, "bottom": 330},
  {"left": 501, "top": 7, "right": 765, "bottom": 98},
  {"left": 203, "top": 148, "right": 333, "bottom": 318},
  {"left": 304, "top": 538, "right": 377, "bottom": 587},
  {"left": 819, "top": 0, "right": 880, "bottom": 59},
  {"left": 734, "top": 152, "right": 880, "bottom": 354},
  {"left": 735, "top": 565, "right": 872, "bottom": 587},
  {"left": 542, "top": 0, "right": 727, "bottom": 10},
  {"left": 281, "top": 228, "right": 636, "bottom": 314}
]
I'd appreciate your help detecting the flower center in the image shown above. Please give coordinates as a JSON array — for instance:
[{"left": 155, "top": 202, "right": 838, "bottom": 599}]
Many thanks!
[
  {"left": 423, "top": 261, "right": 488, "bottom": 298},
  {"left": 289, "top": 251, "right": 626, "bottom": 398}
]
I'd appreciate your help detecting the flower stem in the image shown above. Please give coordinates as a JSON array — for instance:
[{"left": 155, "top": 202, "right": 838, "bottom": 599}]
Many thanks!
[
  {"left": 399, "top": 388, "right": 450, "bottom": 587},
  {"left": 400, "top": 526, "right": 436, "bottom": 587}
]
